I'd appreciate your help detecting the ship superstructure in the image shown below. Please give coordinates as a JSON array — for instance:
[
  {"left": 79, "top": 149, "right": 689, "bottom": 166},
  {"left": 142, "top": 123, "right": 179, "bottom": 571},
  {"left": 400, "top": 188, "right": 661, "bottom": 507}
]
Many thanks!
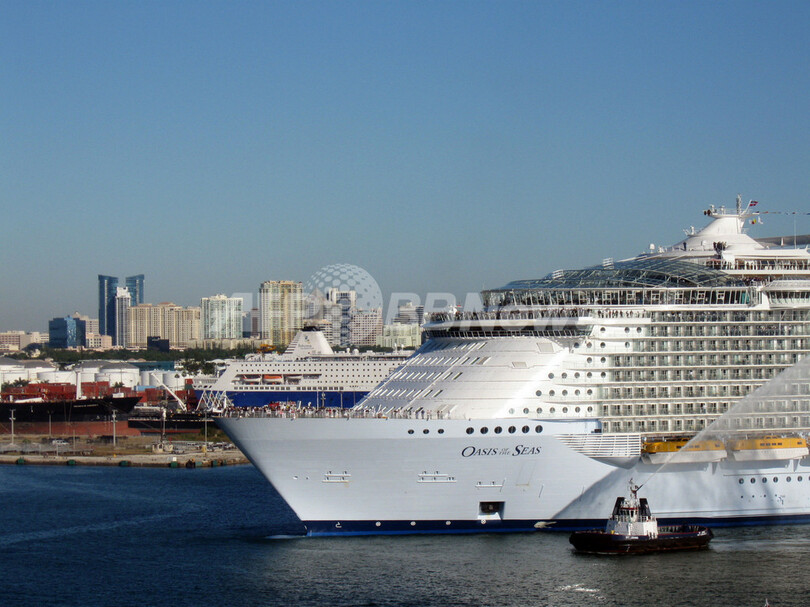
[
  {"left": 196, "top": 329, "right": 411, "bottom": 410},
  {"left": 217, "top": 198, "right": 810, "bottom": 535}
]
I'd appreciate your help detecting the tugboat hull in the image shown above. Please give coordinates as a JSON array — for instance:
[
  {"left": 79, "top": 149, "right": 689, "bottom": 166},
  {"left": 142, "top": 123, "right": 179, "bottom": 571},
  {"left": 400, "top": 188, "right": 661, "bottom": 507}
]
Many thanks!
[{"left": 570, "top": 525, "right": 713, "bottom": 555}]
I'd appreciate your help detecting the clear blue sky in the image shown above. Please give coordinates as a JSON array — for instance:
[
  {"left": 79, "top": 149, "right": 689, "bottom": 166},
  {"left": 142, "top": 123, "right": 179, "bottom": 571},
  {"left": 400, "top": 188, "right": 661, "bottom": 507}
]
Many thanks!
[{"left": 3, "top": 1, "right": 810, "bottom": 331}]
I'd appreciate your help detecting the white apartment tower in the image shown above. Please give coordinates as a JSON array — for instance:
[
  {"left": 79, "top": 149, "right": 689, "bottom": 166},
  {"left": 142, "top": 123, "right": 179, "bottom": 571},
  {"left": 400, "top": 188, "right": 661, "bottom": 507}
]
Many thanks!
[
  {"left": 114, "top": 287, "right": 131, "bottom": 347},
  {"left": 201, "top": 294, "right": 243, "bottom": 340}
]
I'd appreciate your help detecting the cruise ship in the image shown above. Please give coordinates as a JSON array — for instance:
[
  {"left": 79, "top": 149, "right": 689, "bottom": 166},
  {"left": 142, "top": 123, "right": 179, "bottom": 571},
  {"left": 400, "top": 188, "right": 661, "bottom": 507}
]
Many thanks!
[
  {"left": 217, "top": 198, "right": 810, "bottom": 535},
  {"left": 196, "top": 329, "right": 411, "bottom": 410}
]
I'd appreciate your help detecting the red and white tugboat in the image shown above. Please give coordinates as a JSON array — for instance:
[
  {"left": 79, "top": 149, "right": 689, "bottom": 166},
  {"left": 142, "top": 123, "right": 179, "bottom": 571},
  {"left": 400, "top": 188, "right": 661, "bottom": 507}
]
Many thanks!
[{"left": 569, "top": 480, "right": 713, "bottom": 555}]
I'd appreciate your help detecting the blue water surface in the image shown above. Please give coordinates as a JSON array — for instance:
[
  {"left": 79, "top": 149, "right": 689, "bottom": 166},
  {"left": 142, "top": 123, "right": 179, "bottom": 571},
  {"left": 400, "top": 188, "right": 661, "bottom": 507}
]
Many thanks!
[{"left": 1, "top": 464, "right": 807, "bottom": 607}]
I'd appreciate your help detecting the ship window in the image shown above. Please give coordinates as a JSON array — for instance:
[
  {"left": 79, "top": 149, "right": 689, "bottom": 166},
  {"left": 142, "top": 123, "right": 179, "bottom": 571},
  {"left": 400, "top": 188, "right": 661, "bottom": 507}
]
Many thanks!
[
  {"left": 508, "top": 408, "right": 515, "bottom": 414},
  {"left": 750, "top": 478, "right": 756, "bottom": 484},
  {"left": 561, "top": 373, "right": 567, "bottom": 379},
  {"left": 562, "top": 390, "right": 568, "bottom": 396},
  {"left": 423, "top": 429, "right": 429, "bottom": 434},
  {"left": 535, "top": 425, "right": 543, "bottom": 433},
  {"left": 787, "top": 476, "right": 791, "bottom": 482},
  {"left": 625, "top": 327, "right": 630, "bottom": 333},
  {"left": 408, "top": 429, "right": 414, "bottom": 435},
  {"left": 574, "top": 342, "right": 580, "bottom": 348},
  {"left": 508, "top": 426, "right": 516, "bottom": 434},
  {"left": 587, "top": 357, "right": 593, "bottom": 363},
  {"left": 536, "top": 390, "right": 542, "bottom": 396},
  {"left": 637, "top": 327, "right": 642, "bottom": 333},
  {"left": 522, "top": 426, "right": 530, "bottom": 433},
  {"left": 537, "top": 408, "right": 543, "bottom": 414},
  {"left": 575, "top": 406, "right": 580, "bottom": 412},
  {"left": 549, "top": 390, "right": 555, "bottom": 396},
  {"left": 548, "top": 373, "right": 554, "bottom": 379},
  {"left": 438, "top": 429, "right": 444, "bottom": 434},
  {"left": 739, "top": 478, "right": 744, "bottom": 484},
  {"left": 523, "top": 408, "right": 530, "bottom": 414},
  {"left": 600, "top": 342, "right": 606, "bottom": 348},
  {"left": 601, "top": 372, "right": 607, "bottom": 378},
  {"left": 800, "top": 476, "right": 804, "bottom": 482},
  {"left": 550, "top": 407, "right": 556, "bottom": 413},
  {"left": 762, "top": 478, "right": 767, "bottom": 483},
  {"left": 575, "top": 390, "right": 580, "bottom": 396},
  {"left": 481, "top": 427, "right": 488, "bottom": 434},
  {"left": 562, "top": 407, "right": 568, "bottom": 413},
  {"left": 466, "top": 427, "right": 474, "bottom": 434},
  {"left": 574, "top": 372, "right": 580, "bottom": 379},
  {"left": 600, "top": 357, "right": 606, "bottom": 363},
  {"left": 773, "top": 477, "right": 778, "bottom": 483},
  {"left": 587, "top": 390, "right": 593, "bottom": 395},
  {"left": 494, "top": 426, "right": 502, "bottom": 434}
]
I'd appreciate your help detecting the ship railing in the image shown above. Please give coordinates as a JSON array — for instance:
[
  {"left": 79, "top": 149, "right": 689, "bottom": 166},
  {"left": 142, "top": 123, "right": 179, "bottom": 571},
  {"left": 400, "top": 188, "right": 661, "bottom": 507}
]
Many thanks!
[{"left": 217, "top": 405, "right": 450, "bottom": 421}]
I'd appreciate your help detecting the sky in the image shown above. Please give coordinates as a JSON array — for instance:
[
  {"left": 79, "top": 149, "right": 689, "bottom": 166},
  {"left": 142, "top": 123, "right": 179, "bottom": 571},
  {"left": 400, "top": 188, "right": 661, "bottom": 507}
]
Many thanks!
[{"left": 3, "top": 1, "right": 810, "bottom": 331}]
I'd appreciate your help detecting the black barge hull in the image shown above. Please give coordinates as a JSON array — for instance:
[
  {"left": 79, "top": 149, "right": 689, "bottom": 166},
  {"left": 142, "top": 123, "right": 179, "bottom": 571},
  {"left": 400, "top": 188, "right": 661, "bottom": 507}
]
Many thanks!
[{"left": 570, "top": 525, "right": 713, "bottom": 554}]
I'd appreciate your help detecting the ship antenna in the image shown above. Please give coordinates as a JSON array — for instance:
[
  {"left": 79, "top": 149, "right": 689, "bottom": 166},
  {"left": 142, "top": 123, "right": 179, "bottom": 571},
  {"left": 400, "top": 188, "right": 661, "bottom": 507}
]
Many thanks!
[{"left": 736, "top": 194, "right": 742, "bottom": 215}]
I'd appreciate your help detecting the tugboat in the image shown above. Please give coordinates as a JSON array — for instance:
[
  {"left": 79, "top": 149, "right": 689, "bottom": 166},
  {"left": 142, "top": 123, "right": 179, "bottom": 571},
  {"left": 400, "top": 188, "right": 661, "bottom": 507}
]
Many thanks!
[{"left": 569, "top": 480, "right": 713, "bottom": 555}]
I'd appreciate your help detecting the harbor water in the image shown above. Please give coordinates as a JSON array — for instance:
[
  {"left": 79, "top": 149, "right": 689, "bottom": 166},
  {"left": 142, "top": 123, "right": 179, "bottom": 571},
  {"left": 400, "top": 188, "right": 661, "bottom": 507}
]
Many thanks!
[{"left": 1, "top": 464, "right": 808, "bottom": 607}]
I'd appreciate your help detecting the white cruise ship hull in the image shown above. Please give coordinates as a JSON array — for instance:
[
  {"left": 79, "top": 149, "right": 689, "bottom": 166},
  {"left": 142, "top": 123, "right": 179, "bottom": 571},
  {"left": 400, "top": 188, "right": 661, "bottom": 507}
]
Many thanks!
[{"left": 217, "top": 415, "right": 810, "bottom": 535}]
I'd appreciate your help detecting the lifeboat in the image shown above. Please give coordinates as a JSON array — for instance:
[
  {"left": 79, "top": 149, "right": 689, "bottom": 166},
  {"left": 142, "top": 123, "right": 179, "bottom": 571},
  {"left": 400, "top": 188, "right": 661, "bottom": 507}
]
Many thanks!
[
  {"left": 262, "top": 375, "right": 283, "bottom": 384},
  {"left": 641, "top": 439, "right": 727, "bottom": 464},
  {"left": 569, "top": 480, "right": 713, "bottom": 555},
  {"left": 728, "top": 435, "right": 809, "bottom": 461}
]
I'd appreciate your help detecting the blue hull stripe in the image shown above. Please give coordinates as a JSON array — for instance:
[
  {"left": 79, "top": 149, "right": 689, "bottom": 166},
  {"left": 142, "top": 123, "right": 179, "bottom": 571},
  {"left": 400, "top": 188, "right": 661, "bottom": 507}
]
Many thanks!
[
  {"left": 303, "top": 514, "right": 810, "bottom": 537},
  {"left": 195, "top": 390, "right": 367, "bottom": 409}
]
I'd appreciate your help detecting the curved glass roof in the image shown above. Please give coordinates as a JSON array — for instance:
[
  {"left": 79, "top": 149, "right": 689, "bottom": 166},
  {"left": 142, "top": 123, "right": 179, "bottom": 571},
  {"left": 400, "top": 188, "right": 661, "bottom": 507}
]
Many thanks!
[{"left": 493, "top": 258, "right": 745, "bottom": 291}]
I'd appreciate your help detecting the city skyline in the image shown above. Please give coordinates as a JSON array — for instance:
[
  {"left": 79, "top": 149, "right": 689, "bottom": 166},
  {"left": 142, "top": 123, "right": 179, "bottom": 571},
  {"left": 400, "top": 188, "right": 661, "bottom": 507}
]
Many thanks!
[{"left": 4, "top": 2, "right": 810, "bottom": 331}]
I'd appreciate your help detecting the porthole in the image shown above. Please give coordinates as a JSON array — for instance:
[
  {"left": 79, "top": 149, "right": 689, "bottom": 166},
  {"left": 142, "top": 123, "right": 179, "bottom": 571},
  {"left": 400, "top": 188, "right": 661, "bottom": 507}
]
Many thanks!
[
  {"left": 523, "top": 408, "right": 530, "bottom": 414},
  {"left": 574, "top": 342, "right": 580, "bottom": 348},
  {"left": 600, "top": 327, "right": 606, "bottom": 333},
  {"left": 522, "top": 426, "right": 530, "bottom": 433},
  {"left": 587, "top": 372, "right": 592, "bottom": 378},
  {"left": 637, "top": 327, "right": 642, "bottom": 333},
  {"left": 508, "top": 426, "right": 516, "bottom": 434},
  {"left": 762, "top": 478, "right": 767, "bottom": 483},
  {"left": 800, "top": 476, "right": 804, "bottom": 482},
  {"left": 536, "top": 390, "right": 542, "bottom": 396},
  {"left": 600, "top": 357, "right": 606, "bottom": 363},
  {"left": 562, "top": 390, "right": 568, "bottom": 396},
  {"left": 535, "top": 425, "right": 543, "bottom": 433},
  {"left": 575, "top": 406, "right": 580, "bottom": 413},
  {"left": 481, "top": 427, "right": 488, "bottom": 434},
  {"left": 773, "top": 477, "right": 778, "bottom": 483},
  {"left": 550, "top": 407, "right": 556, "bottom": 413},
  {"left": 600, "top": 342, "right": 606, "bottom": 348},
  {"left": 466, "top": 427, "right": 474, "bottom": 435},
  {"left": 561, "top": 372, "right": 567, "bottom": 379},
  {"left": 601, "top": 372, "right": 607, "bottom": 378},
  {"left": 494, "top": 426, "right": 502, "bottom": 434},
  {"left": 575, "top": 390, "right": 580, "bottom": 396},
  {"left": 587, "top": 357, "right": 593, "bottom": 364},
  {"left": 508, "top": 408, "right": 515, "bottom": 414},
  {"left": 625, "top": 327, "right": 630, "bottom": 333},
  {"left": 537, "top": 408, "right": 543, "bottom": 414},
  {"left": 750, "top": 478, "right": 756, "bottom": 484},
  {"left": 408, "top": 429, "right": 414, "bottom": 435},
  {"left": 438, "top": 429, "right": 444, "bottom": 434},
  {"left": 549, "top": 390, "right": 555, "bottom": 396},
  {"left": 587, "top": 390, "right": 593, "bottom": 396},
  {"left": 625, "top": 342, "right": 630, "bottom": 348},
  {"left": 587, "top": 406, "right": 593, "bottom": 412},
  {"left": 586, "top": 343, "right": 592, "bottom": 349},
  {"left": 548, "top": 373, "right": 555, "bottom": 379},
  {"left": 423, "top": 429, "right": 429, "bottom": 434},
  {"left": 562, "top": 407, "right": 568, "bottom": 413},
  {"left": 738, "top": 478, "right": 744, "bottom": 484},
  {"left": 574, "top": 372, "right": 580, "bottom": 378}
]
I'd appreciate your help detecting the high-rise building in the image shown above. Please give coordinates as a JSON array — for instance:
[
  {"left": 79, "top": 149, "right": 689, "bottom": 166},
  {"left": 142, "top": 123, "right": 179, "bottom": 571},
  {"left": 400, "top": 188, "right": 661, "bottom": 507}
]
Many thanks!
[
  {"left": 126, "top": 302, "right": 200, "bottom": 349},
  {"left": 99, "top": 273, "right": 144, "bottom": 336},
  {"left": 259, "top": 281, "right": 303, "bottom": 346},
  {"left": 201, "top": 294, "right": 243, "bottom": 340},
  {"left": 125, "top": 274, "right": 145, "bottom": 306},
  {"left": 48, "top": 316, "right": 85, "bottom": 349},
  {"left": 349, "top": 308, "right": 383, "bottom": 347},
  {"left": 114, "top": 287, "right": 131, "bottom": 347},
  {"left": 326, "top": 288, "right": 356, "bottom": 347},
  {"left": 98, "top": 275, "right": 119, "bottom": 337}
]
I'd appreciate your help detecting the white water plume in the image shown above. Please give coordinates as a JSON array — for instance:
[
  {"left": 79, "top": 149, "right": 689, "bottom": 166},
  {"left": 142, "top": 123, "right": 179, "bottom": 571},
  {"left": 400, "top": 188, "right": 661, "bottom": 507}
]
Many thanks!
[{"left": 644, "top": 355, "right": 810, "bottom": 480}]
